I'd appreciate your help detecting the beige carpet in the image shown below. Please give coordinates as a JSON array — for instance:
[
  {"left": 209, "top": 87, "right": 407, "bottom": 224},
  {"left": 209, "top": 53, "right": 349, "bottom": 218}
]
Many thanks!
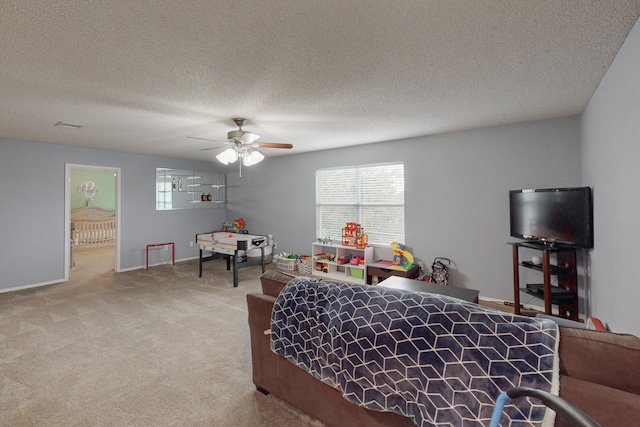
[{"left": 0, "top": 244, "right": 324, "bottom": 427}]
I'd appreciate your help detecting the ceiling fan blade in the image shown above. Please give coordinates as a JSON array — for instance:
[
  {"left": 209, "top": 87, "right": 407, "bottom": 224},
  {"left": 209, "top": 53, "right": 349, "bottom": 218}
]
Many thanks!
[
  {"left": 238, "top": 132, "right": 260, "bottom": 144},
  {"left": 256, "top": 142, "right": 293, "bottom": 149},
  {"left": 187, "top": 136, "right": 227, "bottom": 143}
]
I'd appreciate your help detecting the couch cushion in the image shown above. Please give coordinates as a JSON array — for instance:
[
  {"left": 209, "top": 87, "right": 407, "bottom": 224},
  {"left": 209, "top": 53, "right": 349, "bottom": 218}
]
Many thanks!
[
  {"left": 260, "top": 269, "right": 297, "bottom": 297},
  {"left": 558, "top": 375, "right": 640, "bottom": 427},
  {"left": 559, "top": 326, "right": 640, "bottom": 395}
]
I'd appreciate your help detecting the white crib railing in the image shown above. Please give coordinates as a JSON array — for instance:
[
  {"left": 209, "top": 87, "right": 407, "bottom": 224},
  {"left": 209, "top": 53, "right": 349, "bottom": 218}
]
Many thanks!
[{"left": 72, "top": 219, "right": 116, "bottom": 245}]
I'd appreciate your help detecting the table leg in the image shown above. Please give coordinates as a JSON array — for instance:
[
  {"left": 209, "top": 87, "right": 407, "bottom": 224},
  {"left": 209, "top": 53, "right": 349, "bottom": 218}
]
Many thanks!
[
  {"left": 260, "top": 246, "right": 266, "bottom": 273},
  {"left": 233, "top": 250, "right": 239, "bottom": 287},
  {"left": 199, "top": 249, "right": 203, "bottom": 278}
]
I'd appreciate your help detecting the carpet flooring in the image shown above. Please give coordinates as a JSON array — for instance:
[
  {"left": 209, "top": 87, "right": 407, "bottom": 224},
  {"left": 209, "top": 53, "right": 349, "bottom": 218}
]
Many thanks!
[{"left": 0, "top": 244, "right": 324, "bottom": 427}]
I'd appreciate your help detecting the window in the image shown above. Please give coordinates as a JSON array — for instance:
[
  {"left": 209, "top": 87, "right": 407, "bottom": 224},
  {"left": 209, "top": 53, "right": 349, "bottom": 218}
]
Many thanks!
[{"left": 316, "top": 162, "right": 404, "bottom": 245}]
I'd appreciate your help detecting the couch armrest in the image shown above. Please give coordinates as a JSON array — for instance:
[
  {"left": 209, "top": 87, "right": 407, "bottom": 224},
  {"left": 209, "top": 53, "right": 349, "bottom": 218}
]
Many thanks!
[
  {"left": 246, "top": 292, "right": 414, "bottom": 427},
  {"left": 247, "top": 292, "right": 276, "bottom": 333},
  {"left": 247, "top": 292, "right": 277, "bottom": 389},
  {"left": 260, "top": 270, "right": 297, "bottom": 297},
  {"left": 559, "top": 326, "right": 640, "bottom": 395}
]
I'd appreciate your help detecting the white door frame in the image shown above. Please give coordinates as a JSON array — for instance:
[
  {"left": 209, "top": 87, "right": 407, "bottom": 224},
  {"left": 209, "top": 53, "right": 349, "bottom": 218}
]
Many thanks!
[{"left": 64, "top": 163, "right": 122, "bottom": 279}]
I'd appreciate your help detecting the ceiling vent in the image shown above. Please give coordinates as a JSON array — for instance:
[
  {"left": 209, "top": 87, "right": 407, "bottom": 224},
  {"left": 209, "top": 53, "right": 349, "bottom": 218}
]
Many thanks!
[{"left": 55, "top": 121, "right": 84, "bottom": 130}]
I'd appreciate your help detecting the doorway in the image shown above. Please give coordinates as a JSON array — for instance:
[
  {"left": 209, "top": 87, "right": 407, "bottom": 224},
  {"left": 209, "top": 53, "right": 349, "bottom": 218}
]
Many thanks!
[{"left": 64, "top": 164, "right": 121, "bottom": 280}]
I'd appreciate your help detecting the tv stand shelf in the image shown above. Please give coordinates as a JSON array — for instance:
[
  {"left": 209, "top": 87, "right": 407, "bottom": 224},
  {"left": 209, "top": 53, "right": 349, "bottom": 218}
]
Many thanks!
[
  {"left": 520, "top": 284, "right": 578, "bottom": 304},
  {"left": 520, "top": 261, "right": 574, "bottom": 276},
  {"left": 510, "top": 242, "right": 579, "bottom": 320}
]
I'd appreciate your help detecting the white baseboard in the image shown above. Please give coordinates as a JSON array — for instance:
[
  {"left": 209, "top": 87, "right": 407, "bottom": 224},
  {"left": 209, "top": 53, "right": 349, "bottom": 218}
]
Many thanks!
[
  {"left": 1, "top": 257, "right": 203, "bottom": 291},
  {"left": 0, "top": 278, "right": 65, "bottom": 294}
]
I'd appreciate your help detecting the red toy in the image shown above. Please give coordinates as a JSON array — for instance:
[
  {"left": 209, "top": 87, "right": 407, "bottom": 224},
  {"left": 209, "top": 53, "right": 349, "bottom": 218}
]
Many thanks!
[{"left": 350, "top": 256, "right": 363, "bottom": 265}]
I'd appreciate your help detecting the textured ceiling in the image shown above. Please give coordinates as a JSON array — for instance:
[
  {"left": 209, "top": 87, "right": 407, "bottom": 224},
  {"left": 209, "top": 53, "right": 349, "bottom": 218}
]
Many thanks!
[{"left": 2, "top": 1, "right": 640, "bottom": 161}]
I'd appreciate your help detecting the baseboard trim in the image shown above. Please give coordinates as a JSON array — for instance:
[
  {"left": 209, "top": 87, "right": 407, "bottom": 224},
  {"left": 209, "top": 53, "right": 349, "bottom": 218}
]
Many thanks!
[
  {"left": 0, "top": 278, "right": 65, "bottom": 294},
  {"left": 478, "top": 295, "right": 552, "bottom": 315},
  {"left": 0, "top": 257, "right": 202, "bottom": 291}
]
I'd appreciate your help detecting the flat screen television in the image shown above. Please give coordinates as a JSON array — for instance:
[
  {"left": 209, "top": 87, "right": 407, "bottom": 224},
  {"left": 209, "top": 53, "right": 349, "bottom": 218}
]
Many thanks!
[{"left": 509, "top": 187, "right": 593, "bottom": 249}]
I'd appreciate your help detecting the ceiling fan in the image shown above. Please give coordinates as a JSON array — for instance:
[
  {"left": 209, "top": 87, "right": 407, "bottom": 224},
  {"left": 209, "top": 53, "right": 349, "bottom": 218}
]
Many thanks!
[{"left": 188, "top": 118, "right": 293, "bottom": 176}]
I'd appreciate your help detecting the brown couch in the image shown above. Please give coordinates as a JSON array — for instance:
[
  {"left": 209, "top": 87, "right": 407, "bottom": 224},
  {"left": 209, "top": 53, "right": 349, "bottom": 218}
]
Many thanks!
[{"left": 247, "top": 270, "right": 640, "bottom": 426}]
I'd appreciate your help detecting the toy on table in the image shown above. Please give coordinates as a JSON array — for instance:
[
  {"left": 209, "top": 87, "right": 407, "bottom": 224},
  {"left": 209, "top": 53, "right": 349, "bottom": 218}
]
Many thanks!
[
  {"left": 220, "top": 217, "right": 247, "bottom": 233},
  {"left": 391, "top": 242, "right": 414, "bottom": 269},
  {"left": 233, "top": 217, "right": 246, "bottom": 231}
]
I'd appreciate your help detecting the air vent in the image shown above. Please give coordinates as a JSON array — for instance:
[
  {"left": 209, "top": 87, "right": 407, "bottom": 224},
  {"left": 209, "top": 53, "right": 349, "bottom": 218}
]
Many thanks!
[{"left": 55, "top": 121, "right": 84, "bottom": 130}]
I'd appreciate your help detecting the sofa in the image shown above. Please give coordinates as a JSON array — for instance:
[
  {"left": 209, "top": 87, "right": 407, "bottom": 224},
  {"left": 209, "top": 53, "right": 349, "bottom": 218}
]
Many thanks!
[{"left": 247, "top": 270, "right": 640, "bottom": 426}]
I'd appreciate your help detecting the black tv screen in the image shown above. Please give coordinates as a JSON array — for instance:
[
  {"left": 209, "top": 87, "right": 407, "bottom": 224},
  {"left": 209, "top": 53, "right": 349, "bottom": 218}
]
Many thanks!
[{"left": 509, "top": 187, "right": 593, "bottom": 248}]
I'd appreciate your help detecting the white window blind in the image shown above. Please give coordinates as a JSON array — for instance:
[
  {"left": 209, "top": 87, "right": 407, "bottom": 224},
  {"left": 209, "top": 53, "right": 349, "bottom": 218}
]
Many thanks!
[{"left": 316, "top": 163, "right": 404, "bottom": 245}]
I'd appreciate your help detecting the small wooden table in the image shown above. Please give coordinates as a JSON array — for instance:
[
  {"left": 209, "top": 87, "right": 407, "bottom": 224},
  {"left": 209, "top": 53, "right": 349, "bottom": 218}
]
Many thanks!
[
  {"left": 366, "top": 261, "right": 420, "bottom": 284},
  {"left": 378, "top": 276, "right": 479, "bottom": 304}
]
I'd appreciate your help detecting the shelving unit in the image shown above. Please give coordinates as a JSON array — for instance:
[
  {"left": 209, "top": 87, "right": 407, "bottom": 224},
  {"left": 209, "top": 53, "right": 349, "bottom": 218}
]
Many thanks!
[
  {"left": 510, "top": 241, "right": 579, "bottom": 320},
  {"left": 156, "top": 169, "right": 226, "bottom": 210},
  {"left": 312, "top": 242, "right": 373, "bottom": 284},
  {"left": 186, "top": 174, "right": 227, "bottom": 207}
]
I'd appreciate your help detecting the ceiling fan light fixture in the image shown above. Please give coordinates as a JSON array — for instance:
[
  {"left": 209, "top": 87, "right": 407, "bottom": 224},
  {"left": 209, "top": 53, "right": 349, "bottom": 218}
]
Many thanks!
[
  {"left": 216, "top": 147, "right": 238, "bottom": 164},
  {"left": 243, "top": 149, "right": 264, "bottom": 166},
  {"left": 227, "top": 130, "right": 260, "bottom": 144},
  {"left": 200, "top": 118, "right": 292, "bottom": 176}
]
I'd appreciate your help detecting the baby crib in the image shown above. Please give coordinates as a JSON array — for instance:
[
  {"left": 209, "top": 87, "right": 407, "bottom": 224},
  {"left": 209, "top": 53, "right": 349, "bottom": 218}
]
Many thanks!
[{"left": 71, "top": 207, "right": 116, "bottom": 245}]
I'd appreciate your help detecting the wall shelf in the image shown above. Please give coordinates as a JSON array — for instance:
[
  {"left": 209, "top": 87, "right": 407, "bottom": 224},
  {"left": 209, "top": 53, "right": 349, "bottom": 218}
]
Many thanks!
[{"left": 156, "top": 168, "right": 226, "bottom": 210}]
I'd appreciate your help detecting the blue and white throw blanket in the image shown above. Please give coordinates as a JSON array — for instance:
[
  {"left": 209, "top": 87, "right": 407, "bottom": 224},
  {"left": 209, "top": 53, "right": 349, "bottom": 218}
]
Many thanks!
[{"left": 271, "top": 278, "right": 559, "bottom": 427}]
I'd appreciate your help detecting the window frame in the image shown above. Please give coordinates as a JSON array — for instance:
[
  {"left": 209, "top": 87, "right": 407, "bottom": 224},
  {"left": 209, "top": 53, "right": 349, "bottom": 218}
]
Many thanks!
[{"left": 315, "top": 162, "right": 405, "bottom": 246}]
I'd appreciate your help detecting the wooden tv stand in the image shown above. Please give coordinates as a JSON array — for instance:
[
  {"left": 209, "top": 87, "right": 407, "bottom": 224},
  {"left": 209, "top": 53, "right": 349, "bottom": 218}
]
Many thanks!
[{"left": 510, "top": 242, "right": 579, "bottom": 320}]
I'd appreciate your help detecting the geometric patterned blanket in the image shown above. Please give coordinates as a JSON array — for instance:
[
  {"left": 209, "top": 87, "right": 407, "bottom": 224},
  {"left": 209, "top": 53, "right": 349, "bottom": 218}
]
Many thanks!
[{"left": 271, "top": 277, "right": 559, "bottom": 427}]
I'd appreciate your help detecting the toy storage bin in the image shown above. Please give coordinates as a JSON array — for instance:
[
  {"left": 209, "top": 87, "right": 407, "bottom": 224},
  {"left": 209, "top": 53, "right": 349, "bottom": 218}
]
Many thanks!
[
  {"left": 349, "top": 267, "right": 365, "bottom": 280},
  {"left": 275, "top": 255, "right": 297, "bottom": 271},
  {"left": 297, "top": 256, "right": 313, "bottom": 275}
]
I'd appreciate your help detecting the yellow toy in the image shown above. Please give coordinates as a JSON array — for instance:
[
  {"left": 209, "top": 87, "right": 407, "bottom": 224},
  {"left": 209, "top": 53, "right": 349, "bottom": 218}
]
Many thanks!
[{"left": 391, "top": 242, "right": 414, "bottom": 269}]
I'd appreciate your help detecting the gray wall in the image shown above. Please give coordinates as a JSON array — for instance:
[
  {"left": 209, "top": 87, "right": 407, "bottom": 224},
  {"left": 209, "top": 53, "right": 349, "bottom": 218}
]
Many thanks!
[
  {"left": 0, "top": 138, "right": 226, "bottom": 291},
  {"left": 5, "top": 15, "right": 639, "bottom": 337},
  {"left": 582, "top": 18, "right": 640, "bottom": 335},
  {"left": 227, "top": 116, "right": 582, "bottom": 304}
]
